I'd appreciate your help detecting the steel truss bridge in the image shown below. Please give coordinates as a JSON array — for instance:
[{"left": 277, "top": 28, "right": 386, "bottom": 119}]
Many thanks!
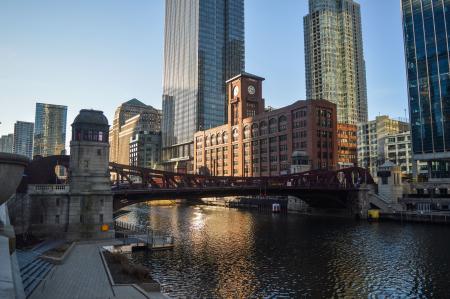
[{"left": 109, "top": 163, "right": 375, "bottom": 211}]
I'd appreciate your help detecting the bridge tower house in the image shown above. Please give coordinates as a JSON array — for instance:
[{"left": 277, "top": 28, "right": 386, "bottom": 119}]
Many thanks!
[{"left": 68, "top": 109, "right": 114, "bottom": 239}]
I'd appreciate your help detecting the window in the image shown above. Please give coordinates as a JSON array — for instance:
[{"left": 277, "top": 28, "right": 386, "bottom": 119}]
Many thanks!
[
  {"left": 99, "top": 214, "right": 104, "bottom": 223},
  {"left": 269, "top": 118, "right": 277, "bottom": 133},
  {"left": 278, "top": 115, "right": 287, "bottom": 131},
  {"left": 251, "top": 124, "right": 259, "bottom": 137},
  {"left": 260, "top": 121, "right": 268, "bottom": 135},
  {"left": 55, "top": 215, "right": 60, "bottom": 224},
  {"left": 244, "top": 126, "right": 251, "bottom": 139}
]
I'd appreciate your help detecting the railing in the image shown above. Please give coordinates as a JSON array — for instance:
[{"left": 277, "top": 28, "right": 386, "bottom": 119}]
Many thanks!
[
  {"left": 114, "top": 220, "right": 174, "bottom": 249},
  {"left": 28, "top": 184, "right": 69, "bottom": 194}
]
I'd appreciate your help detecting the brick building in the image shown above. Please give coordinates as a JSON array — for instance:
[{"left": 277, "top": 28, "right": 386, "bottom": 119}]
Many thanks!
[
  {"left": 337, "top": 123, "right": 357, "bottom": 168},
  {"left": 194, "top": 73, "right": 337, "bottom": 177}
]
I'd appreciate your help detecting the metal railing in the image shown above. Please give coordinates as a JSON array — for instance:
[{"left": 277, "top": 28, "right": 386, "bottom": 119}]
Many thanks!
[{"left": 114, "top": 220, "right": 174, "bottom": 249}]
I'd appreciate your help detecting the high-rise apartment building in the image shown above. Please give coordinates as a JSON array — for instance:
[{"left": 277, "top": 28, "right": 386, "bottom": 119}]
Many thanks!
[
  {"left": 0, "top": 134, "right": 14, "bottom": 153},
  {"left": 357, "top": 116, "right": 410, "bottom": 178},
  {"left": 401, "top": 0, "right": 450, "bottom": 179},
  {"left": 34, "top": 102, "right": 68, "bottom": 157},
  {"left": 304, "top": 0, "right": 368, "bottom": 125},
  {"left": 194, "top": 73, "right": 338, "bottom": 176},
  {"left": 109, "top": 99, "right": 161, "bottom": 166},
  {"left": 13, "top": 121, "right": 34, "bottom": 159},
  {"left": 162, "top": 0, "right": 245, "bottom": 172}
]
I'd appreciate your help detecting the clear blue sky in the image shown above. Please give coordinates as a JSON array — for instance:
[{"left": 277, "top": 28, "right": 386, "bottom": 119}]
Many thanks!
[{"left": 0, "top": 0, "right": 408, "bottom": 138}]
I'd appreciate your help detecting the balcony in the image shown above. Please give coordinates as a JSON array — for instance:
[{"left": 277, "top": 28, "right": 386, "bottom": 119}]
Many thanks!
[{"left": 28, "top": 184, "right": 70, "bottom": 195}]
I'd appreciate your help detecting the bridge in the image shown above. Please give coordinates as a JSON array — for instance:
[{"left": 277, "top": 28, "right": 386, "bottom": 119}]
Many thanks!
[
  {"left": 16, "top": 155, "right": 375, "bottom": 212},
  {"left": 109, "top": 163, "right": 375, "bottom": 211}
]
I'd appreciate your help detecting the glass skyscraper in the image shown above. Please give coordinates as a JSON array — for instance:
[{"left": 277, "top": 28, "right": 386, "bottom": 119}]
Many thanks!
[
  {"left": 304, "top": 0, "right": 368, "bottom": 125},
  {"left": 161, "top": 0, "right": 245, "bottom": 172},
  {"left": 14, "top": 121, "right": 34, "bottom": 159},
  {"left": 34, "top": 102, "right": 68, "bottom": 157},
  {"left": 401, "top": 0, "right": 450, "bottom": 178}
]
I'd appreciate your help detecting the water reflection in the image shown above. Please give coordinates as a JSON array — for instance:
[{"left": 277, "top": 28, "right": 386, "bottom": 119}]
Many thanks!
[{"left": 121, "top": 204, "right": 450, "bottom": 298}]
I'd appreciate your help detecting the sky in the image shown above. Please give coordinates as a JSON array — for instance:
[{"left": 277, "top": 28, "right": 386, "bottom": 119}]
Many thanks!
[{"left": 0, "top": 0, "right": 409, "bottom": 139}]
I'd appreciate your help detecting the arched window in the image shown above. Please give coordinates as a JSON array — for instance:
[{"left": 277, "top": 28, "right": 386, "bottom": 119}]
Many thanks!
[
  {"left": 251, "top": 124, "right": 259, "bottom": 138},
  {"left": 216, "top": 133, "right": 222, "bottom": 144},
  {"left": 211, "top": 134, "right": 216, "bottom": 146},
  {"left": 279, "top": 115, "right": 287, "bottom": 131},
  {"left": 244, "top": 126, "right": 251, "bottom": 139},
  {"left": 205, "top": 136, "right": 210, "bottom": 147},
  {"left": 232, "top": 128, "right": 239, "bottom": 142},
  {"left": 269, "top": 118, "right": 277, "bottom": 133},
  {"left": 260, "top": 121, "right": 268, "bottom": 135},
  {"left": 223, "top": 132, "right": 228, "bottom": 143}
]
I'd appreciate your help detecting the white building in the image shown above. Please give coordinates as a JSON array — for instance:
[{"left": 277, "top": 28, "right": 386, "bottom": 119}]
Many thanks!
[
  {"left": 383, "top": 131, "right": 427, "bottom": 176},
  {"left": 357, "top": 116, "right": 409, "bottom": 178}
]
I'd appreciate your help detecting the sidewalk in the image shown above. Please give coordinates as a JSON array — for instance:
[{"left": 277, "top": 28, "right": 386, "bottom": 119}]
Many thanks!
[{"left": 29, "top": 240, "right": 166, "bottom": 299}]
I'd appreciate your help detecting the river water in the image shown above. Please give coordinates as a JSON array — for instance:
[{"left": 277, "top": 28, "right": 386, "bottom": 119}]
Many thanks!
[{"left": 119, "top": 203, "right": 450, "bottom": 298}]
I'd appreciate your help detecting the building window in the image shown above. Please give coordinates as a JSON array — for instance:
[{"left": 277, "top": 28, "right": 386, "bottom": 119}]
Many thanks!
[
  {"left": 278, "top": 115, "right": 287, "bottom": 131},
  {"left": 80, "top": 215, "right": 84, "bottom": 224},
  {"left": 55, "top": 215, "right": 60, "bottom": 224},
  {"left": 232, "top": 129, "right": 239, "bottom": 142},
  {"left": 99, "top": 214, "right": 104, "bottom": 223},
  {"left": 260, "top": 121, "right": 267, "bottom": 135},
  {"left": 269, "top": 118, "right": 277, "bottom": 133},
  {"left": 244, "top": 126, "right": 251, "bottom": 139},
  {"left": 252, "top": 124, "right": 259, "bottom": 137},
  {"left": 56, "top": 198, "right": 60, "bottom": 207}
]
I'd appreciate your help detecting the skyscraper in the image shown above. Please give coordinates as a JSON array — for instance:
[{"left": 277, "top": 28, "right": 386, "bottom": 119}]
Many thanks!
[
  {"left": 0, "top": 134, "right": 14, "bottom": 153},
  {"left": 14, "top": 121, "right": 34, "bottom": 159},
  {"left": 109, "top": 99, "right": 161, "bottom": 165},
  {"left": 304, "top": 0, "right": 368, "bottom": 125},
  {"left": 401, "top": 0, "right": 450, "bottom": 179},
  {"left": 34, "top": 102, "right": 68, "bottom": 157},
  {"left": 161, "top": 0, "right": 245, "bottom": 172}
]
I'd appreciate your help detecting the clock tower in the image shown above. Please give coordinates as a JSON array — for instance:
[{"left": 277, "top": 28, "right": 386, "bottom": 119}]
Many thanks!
[{"left": 227, "top": 72, "right": 265, "bottom": 125}]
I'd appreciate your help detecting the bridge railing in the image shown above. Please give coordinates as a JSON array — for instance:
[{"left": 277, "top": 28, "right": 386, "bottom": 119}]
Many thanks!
[
  {"left": 109, "top": 163, "right": 374, "bottom": 191},
  {"left": 28, "top": 184, "right": 70, "bottom": 194}
]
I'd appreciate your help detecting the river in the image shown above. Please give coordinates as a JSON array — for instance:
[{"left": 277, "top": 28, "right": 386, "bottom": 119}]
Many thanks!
[{"left": 118, "top": 203, "right": 450, "bottom": 298}]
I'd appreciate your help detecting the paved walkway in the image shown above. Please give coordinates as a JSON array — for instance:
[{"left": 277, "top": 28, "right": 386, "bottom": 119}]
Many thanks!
[{"left": 29, "top": 241, "right": 165, "bottom": 299}]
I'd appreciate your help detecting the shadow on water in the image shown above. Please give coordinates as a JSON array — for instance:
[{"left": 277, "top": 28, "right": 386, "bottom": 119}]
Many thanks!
[{"left": 119, "top": 203, "right": 450, "bottom": 298}]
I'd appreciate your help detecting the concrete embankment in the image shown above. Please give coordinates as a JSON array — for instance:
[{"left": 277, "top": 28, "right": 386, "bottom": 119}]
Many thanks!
[{"left": 380, "top": 212, "right": 450, "bottom": 225}]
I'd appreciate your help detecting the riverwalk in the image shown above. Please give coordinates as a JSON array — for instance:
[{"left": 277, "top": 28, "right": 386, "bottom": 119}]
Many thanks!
[{"left": 29, "top": 240, "right": 168, "bottom": 299}]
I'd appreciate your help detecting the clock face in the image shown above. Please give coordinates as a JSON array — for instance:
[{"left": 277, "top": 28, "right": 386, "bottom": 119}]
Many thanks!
[
  {"left": 248, "top": 85, "right": 256, "bottom": 95},
  {"left": 233, "top": 86, "right": 239, "bottom": 97}
]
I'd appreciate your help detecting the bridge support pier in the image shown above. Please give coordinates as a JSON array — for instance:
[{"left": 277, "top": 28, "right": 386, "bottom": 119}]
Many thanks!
[{"left": 353, "top": 187, "right": 373, "bottom": 220}]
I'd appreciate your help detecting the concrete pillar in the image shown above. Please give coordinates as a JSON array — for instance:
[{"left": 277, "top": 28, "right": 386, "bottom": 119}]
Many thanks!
[
  {"left": 412, "top": 158, "right": 418, "bottom": 182},
  {"left": 427, "top": 160, "right": 433, "bottom": 179}
]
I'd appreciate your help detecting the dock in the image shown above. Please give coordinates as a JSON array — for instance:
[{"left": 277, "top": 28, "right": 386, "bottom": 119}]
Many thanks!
[{"left": 114, "top": 221, "right": 174, "bottom": 252}]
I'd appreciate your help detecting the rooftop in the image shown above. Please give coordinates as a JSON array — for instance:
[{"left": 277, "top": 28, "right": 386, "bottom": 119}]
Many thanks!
[
  {"left": 226, "top": 72, "right": 265, "bottom": 83},
  {"left": 72, "top": 109, "right": 108, "bottom": 126}
]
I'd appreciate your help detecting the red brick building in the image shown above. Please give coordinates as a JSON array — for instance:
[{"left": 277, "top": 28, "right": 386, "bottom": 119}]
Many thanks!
[
  {"left": 337, "top": 123, "right": 358, "bottom": 168},
  {"left": 194, "top": 73, "right": 337, "bottom": 177}
]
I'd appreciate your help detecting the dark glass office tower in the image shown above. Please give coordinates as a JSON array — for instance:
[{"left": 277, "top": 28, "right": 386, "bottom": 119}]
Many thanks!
[
  {"left": 401, "top": 0, "right": 450, "bottom": 178},
  {"left": 162, "top": 0, "right": 245, "bottom": 172}
]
